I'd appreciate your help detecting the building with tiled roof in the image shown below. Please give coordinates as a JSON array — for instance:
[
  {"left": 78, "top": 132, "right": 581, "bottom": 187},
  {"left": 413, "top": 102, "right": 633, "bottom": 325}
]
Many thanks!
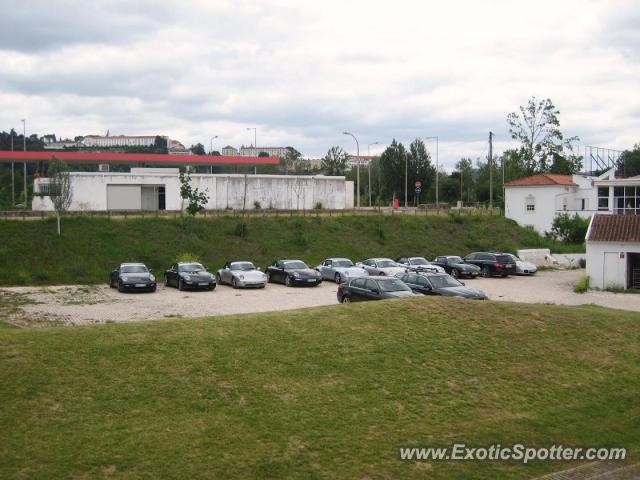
[{"left": 586, "top": 214, "right": 640, "bottom": 289}]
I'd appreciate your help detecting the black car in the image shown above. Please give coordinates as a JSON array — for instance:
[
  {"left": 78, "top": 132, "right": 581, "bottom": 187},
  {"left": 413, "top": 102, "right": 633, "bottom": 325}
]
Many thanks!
[
  {"left": 463, "top": 252, "right": 517, "bottom": 278},
  {"left": 266, "top": 259, "right": 322, "bottom": 287},
  {"left": 432, "top": 255, "right": 481, "bottom": 278},
  {"left": 337, "top": 276, "right": 418, "bottom": 303},
  {"left": 109, "top": 262, "right": 157, "bottom": 292},
  {"left": 395, "top": 256, "right": 443, "bottom": 273},
  {"left": 164, "top": 261, "right": 216, "bottom": 291},
  {"left": 396, "top": 272, "right": 487, "bottom": 300}
]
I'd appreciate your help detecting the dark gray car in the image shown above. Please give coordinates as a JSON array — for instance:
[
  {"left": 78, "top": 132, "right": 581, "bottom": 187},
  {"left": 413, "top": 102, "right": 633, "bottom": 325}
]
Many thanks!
[
  {"left": 432, "top": 256, "right": 481, "bottom": 278},
  {"left": 337, "top": 276, "right": 419, "bottom": 303},
  {"left": 397, "top": 272, "right": 487, "bottom": 299}
]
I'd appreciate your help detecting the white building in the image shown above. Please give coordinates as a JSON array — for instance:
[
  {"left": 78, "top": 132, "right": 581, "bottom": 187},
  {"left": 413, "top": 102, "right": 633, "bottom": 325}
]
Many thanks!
[
  {"left": 504, "top": 168, "right": 640, "bottom": 234},
  {"left": 82, "top": 135, "right": 164, "bottom": 148},
  {"left": 586, "top": 214, "right": 640, "bottom": 290},
  {"left": 221, "top": 145, "right": 239, "bottom": 156},
  {"left": 32, "top": 168, "right": 354, "bottom": 211},
  {"left": 239, "top": 146, "right": 290, "bottom": 158}
]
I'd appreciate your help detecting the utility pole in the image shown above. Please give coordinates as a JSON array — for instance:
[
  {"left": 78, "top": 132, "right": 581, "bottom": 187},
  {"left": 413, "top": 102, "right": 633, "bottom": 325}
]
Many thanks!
[
  {"left": 367, "top": 141, "right": 378, "bottom": 207},
  {"left": 10, "top": 129, "right": 15, "bottom": 207},
  {"left": 404, "top": 149, "right": 408, "bottom": 208},
  {"left": 489, "top": 131, "right": 493, "bottom": 209},
  {"left": 343, "top": 131, "right": 360, "bottom": 208},
  {"left": 22, "top": 119, "right": 27, "bottom": 210}
]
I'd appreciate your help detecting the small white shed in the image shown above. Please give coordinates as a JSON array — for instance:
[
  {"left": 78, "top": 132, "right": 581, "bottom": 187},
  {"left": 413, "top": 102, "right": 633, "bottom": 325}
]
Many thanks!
[{"left": 586, "top": 214, "right": 640, "bottom": 290}]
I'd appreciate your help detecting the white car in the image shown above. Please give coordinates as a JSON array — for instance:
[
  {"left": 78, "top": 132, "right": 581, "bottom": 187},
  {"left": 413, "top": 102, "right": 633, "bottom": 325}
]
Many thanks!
[
  {"left": 396, "top": 256, "right": 445, "bottom": 274},
  {"left": 506, "top": 254, "right": 537, "bottom": 275},
  {"left": 356, "top": 258, "right": 407, "bottom": 277},
  {"left": 216, "top": 261, "right": 268, "bottom": 288},
  {"left": 316, "top": 258, "right": 369, "bottom": 284}
]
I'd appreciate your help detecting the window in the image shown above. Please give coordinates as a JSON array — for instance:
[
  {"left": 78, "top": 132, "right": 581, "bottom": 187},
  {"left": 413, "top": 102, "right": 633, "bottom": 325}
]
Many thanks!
[
  {"left": 598, "top": 187, "right": 609, "bottom": 211},
  {"left": 351, "top": 278, "right": 366, "bottom": 288},
  {"left": 525, "top": 195, "right": 535, "bottom": 212}
]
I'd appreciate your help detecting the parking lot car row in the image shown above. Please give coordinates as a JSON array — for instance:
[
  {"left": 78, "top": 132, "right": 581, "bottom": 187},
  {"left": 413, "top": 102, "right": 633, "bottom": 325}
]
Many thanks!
[{"left": 108, "top": 252, "right": 535, "bottom": 302}]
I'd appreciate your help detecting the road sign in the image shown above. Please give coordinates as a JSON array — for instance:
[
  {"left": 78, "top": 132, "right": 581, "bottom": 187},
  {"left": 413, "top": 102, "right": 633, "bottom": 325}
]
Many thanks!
[
  {"left": 415, "top": 181, "right": 422, "bottom": 188},
  {"left": 415, "top": 187, "right": 422, "bottom": 194}
]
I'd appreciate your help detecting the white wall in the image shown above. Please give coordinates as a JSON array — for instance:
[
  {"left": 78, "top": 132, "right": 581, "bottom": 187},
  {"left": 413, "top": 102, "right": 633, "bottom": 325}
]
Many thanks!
[
  {"left": 33, "top": 172, "right": 352, "bottom": 211},
  {"left": 586, "top": 241, "right": 640, "bottom": 289}
]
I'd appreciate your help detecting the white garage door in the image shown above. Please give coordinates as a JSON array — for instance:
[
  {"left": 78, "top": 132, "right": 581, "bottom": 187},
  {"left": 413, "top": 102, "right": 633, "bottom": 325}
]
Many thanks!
[{"left": 107, "top": 185, "right": 142, "bottom": 210}]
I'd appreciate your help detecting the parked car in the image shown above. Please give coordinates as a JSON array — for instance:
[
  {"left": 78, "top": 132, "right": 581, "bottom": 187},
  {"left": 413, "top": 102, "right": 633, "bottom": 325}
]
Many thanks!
[
  {"left": 356, "top": 258, "right": 407, "bottom": 277},
  {"left": 504, "top": 254, "right": 538, "bottom": 275},
  {"left": 315, "top": 258, "right": 368, "bottom": 284},
  {"left": 463, "top": 252, "right": 517, "bottom": 278},
  {"left": 396, "top": 272, "right": 487, "bottom": 300},
  {"left": 164, "top": 262, "right": 216, "bottom": 291},
  {"left": 396, "top": 256, "right": 445, "bottom": 273},
  {"left": 266, "top": 259, "right": 322, "bottom": 287},
  {"left": 432, "top": 255, "right": 481, "bottom": 278},
  {"left": 109, "top": 262, "right": 157, "bottom": 292},
  {"left": 216, "top": 261, "right": 267, "bottom": 288},
  {"left": 337, "top": 276, "right": 419, "bottom": 303}
]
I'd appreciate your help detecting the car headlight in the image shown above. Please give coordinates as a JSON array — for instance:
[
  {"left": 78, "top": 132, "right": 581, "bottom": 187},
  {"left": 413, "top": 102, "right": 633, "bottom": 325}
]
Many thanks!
[
  {"left": 239, "top": 275, "right": 244, "bottom": 280},
  {"left": 182, "top": 274, "right": 191, "bottom": 281},
  {"left": 149, "top": 274, "right": 156, "bottom": 282},
  {"left": 316, "top": 271, "right": 321, "bottom": 277},
  {"left": 121, "top": 275, "right": 128, "bottom": 282},
  {"left": 293, "top": 272, "right": 300, "bottom": 278}
]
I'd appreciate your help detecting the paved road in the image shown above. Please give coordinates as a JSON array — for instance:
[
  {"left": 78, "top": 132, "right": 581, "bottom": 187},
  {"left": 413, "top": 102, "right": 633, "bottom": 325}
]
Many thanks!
[{"left": 2, "top": 270, "right": 639, "bottom": 327}]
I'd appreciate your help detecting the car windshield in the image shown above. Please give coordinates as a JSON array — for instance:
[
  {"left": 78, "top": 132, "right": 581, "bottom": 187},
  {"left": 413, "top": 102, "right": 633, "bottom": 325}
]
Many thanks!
[
  {"left": 121, "top": 265, "right": 148, "bottom": 273},
  {"left": 231, "top": 262, "right": 255, "bottom": 271},
  {"left": 448, "top": 256, "right": 464, "bottom": 263},
  {"left": 284, "top": 261, "right": 308, "bottom": 270},
  {"left": 378, "top": 278, "right": 411, "bottom": 292},
  {"left": 428, "top": 275, "right": 463, "bottom": 288},
  {"left": 333, "top": 260, "right": 354, "bottom": 267},
  {"left": 410, "top": 258, "right": 428, "bottom": 265},
  {"left": 179, "top": 263, "right": 204, "bottom": 272},
  {"left": 376, "top": 260, "right": 397, "bottom": 268}
]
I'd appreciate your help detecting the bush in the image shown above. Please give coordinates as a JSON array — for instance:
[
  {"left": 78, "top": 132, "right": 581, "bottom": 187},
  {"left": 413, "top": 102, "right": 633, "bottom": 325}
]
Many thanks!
[
  {"left": 314, "top": 202, "right": 323, "bottom": 210},
  {"left": 253, "top": 201, "right": 262, "bottom": 210},
  {"left": 175, "top": 253, "right": 201, "bottom": 263},
  {"left": 578, "top": 258, "right": 586, "bottom": 268},
  {"left": 233, "top": 222, "right": 248, "bottom": 238},
  {"left": 549, "top": 214, "right": 590, "bottom": 244},
  {"left": 375, "top": 223, "right": 386, "bottom": 243},
  {"left": 574, "top": 275, "right": 590, "bottom": 293}
]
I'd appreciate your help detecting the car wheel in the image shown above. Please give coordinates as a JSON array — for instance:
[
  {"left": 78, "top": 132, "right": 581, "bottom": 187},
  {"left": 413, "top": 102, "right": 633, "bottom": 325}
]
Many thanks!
[
  {"left": 335, "top": 273, "right": 342, "bottom": 284},
  {"left": 150, "top": 285, "right": 157, "bottom": 293},
  {"left": 117, "top": 280, "right": 124, "bottom": 293},
  {"left": 378, "top": 272, "right": 385, "bottom": 276},
  {"left": 341, "top": 295, "right": 351, "bottom": 304},
  {"left": 285, "top": 275, "right": 292, "bottom": 287},
  {"left": 266, "top": 272, "right": 271, "bottom": 283},
  {"left": 164, "top": 276, "right": 169, "bottom": 287},
  {"left": 451, "top": 269, "right": 459, "bottom": 279},
  {"left": 232, "top": 277, "right": 239, "bottom": 289},
  {"left": 178, "top": 279, "right": 185, "bottom": 291},
  {"left": 481, "top": 266, "right": 491, "bottom": 278},
  {"left": 216, "top": 273, "right": 222, "bottom": 285}
]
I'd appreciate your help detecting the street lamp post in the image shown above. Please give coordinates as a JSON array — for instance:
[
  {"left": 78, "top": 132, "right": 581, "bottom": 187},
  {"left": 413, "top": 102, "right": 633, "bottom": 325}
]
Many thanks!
[
  {"left": 367, "top": 141, "right": 378, "bottom": 207},
  {"left": 343, "top": 131, "right": 360, "bottom": 208},
  {"left": 21, "top": 119, "right": 26, "bottom": 210},
  {"left": 209, "top": 135, "right": 218, "bottom": 174},
  {"left": 246, "top": 127, "right": 257, "bottom": 152},
  {"left": 424, "top": 136, "right": 439, "bottom": 207},
  {"left": 10, "top": 129, "right": 15, "bottom": 207}
]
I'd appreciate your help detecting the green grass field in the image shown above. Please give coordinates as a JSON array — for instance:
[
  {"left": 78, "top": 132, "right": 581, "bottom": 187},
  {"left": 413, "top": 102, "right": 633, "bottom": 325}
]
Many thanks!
[
  {"left": 0, "top": 214, "right": 580, "bottom": 285},
  {"left": 0, "top": 297, "right": 637, "bottom": 479}
]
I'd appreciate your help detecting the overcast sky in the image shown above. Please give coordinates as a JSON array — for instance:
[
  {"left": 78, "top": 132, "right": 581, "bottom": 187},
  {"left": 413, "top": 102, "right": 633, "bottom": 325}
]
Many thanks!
[{"left": 1, "top": 0, "right": 638, "bottom": 168}]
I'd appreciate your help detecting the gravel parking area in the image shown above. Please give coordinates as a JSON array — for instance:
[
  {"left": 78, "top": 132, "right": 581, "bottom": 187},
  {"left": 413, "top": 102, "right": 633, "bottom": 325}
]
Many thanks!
[{"left": 1, "top": 270, "right": 639, "bottom": 327}]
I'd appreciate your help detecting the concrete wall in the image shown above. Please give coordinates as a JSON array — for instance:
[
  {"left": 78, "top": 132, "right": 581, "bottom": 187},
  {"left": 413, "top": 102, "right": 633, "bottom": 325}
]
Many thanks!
[
  {"left": 32, "top": 172, "right": 352, "bottom": 211},
  {"left": 586, "top": 241, "right": 640, "bottom": 289}
]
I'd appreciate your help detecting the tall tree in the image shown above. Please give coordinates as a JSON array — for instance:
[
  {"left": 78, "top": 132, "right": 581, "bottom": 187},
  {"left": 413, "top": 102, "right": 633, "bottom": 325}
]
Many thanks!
[
  {"left": 507, "top": 96, "right": 579, "bottom": 173},
  {"left": 321, "top": 146, "right": 348, "bottom": 176},
  {"left": 379, "top": 139, "right": 408, "bottom": 201},
  {"left": 455, "top": 158, "right": 474, "bottom": 202},
  {"left": 281, "top": 147, "right": 302, "bottom": 174},
  {"left": 190, "top": 143, "right": 206, "bottom": 155},
  {"left": 616, "top": 143, "right": 640, "bottom": 177},
  {"left": 48, "top": 156, "right": 72, "bottom": 236},
  {"left": 407, "top": 138, "right": 436, "bottom": 203}
]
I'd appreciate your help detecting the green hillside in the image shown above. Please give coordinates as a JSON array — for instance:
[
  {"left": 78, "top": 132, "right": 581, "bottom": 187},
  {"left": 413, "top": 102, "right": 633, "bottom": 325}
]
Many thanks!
[{"left": 0, "top": 214, "right": 580, "bottom": 285}]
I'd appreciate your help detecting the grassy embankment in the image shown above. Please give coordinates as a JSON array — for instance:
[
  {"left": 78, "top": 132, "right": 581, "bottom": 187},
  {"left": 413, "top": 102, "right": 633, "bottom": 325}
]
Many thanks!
[
  {"left": 0, "top": 214, "right": 581, "bottom": 285},
  {"left": 0, "top": 297, "right": 637, "bottom": 479}
]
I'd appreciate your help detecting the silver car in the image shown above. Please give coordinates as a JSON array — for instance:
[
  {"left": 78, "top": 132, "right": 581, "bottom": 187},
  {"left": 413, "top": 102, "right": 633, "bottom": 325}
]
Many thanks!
[
  {"left": 396, "top": 256, "right": 445, "bottom": 273},
  {"left": 316, "top": 258, "right": 369, "bottom": 284},
  {"left": 356, "top": 258, "right": 407, "bottom": 277},
  {"left": 505, "top": 254, "right": 538, "bottom": 275},
  {"left": 216, "top": 261, "right": 268, "bottom": 288}
]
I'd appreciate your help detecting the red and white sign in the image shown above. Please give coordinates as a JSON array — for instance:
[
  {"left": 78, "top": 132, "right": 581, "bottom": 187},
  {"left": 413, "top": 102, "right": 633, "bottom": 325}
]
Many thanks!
[{"left": 415, "top": 181, "right": 422, "bottom": 188}]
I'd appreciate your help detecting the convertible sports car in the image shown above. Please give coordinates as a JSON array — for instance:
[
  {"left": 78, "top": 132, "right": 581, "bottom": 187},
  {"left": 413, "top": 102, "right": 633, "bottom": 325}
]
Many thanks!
[
  {"left": 109, "top": 262, "right": 156, "bottom": 293},
  {"left": 432, "top": 255, "right": 481, "bottom": 278},
  {"left": 396, "top": 272, "right": 487, "bottom": 299},
  {"left": 396, "top": 256, "right": 445, "bottom": 273},
  {"left": 164, "top": 262, "right": 216, "bottom": 291},
  {"left": 216, "top": 261, "right": 268, "bottom": 288},
  {"left": 356, "top": 258, "right": 407, "bottom": 277},
  {"left": 315, "top": 258, "right": 368, "bottom": 284},
  {"left": 266, "top": 259, "right": 322, "bottom": 287}
]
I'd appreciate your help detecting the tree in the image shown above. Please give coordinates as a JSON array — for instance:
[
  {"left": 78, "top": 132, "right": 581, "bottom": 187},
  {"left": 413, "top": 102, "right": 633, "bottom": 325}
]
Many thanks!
[
  {"left": 154, "top": 135, "right": 168, "bottom": 153},
  {"left": 281, "top": 147, "right": 302, "bottom": 174},
  {"left": 258, "top": 151, "right": 269, "bottom": 157},
  {"left": 48, "top": 156, "right": 72, "bottom": 236},
  {"left": 455, "top": 158, "right": 474, "bottom": 202},
  {"left": 616, "top": 143, "right": 640, "bottom": 177},
  {"left": 407, "top": 139, "right": 436, "bottom": 204},
  {"left": 321, "top": 146, "right": 348, "bottom": 176},
  {"left": 549, "top": 213, "right": 589, "bottom": 244},
  {"left": 190, "top": 143, "right": 206, "bottom": 155},
  {"left": 379, "top": 140, "right": 408, "bottom": 202},
  {"left": 507, "top": 96, "right": 580, "bottom": 172},
  {"left": 179, "top": 172, "right": 209, "bottom": 216}
]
